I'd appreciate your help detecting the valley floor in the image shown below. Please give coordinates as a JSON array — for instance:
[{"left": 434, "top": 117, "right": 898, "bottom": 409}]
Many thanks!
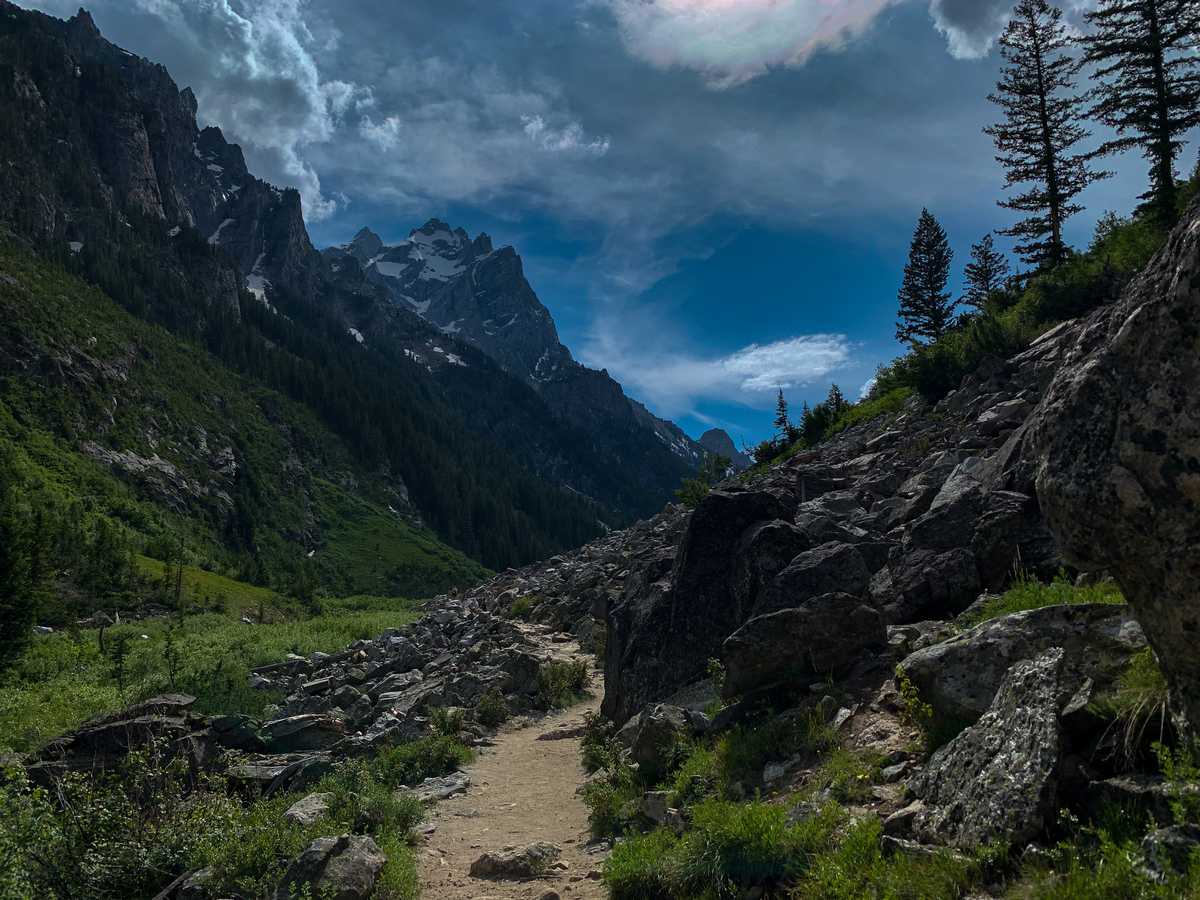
[{"left": 418, "top": 686, "right": 607, "bottom": 899}]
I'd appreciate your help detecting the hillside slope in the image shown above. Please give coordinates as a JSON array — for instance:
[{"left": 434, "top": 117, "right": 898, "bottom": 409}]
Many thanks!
[{"left": 0, "top": 240, "right": 488, "bottom": 597}]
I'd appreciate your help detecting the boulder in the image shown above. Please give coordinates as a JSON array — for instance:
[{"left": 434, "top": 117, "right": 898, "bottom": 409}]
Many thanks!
[
  {"left": 874, "top": 548, "right": 981, "bottom": 622},
  {"left": 261, "top": 714, "right": 345, "bottom": 752},
  {"left": 756, "top": 542, "right": 870, "bottom": 615},
  {"left": 910, "top": 648, "right": 1066, "bottom": 849},
  {"left": 283, "top": 792, "right": 334, "bottom": 827},
  {"left": 1031, "top": 202, "right": 1200, "bottom": 736},
  {"left": 898, "top": 603, "right": 1145, "bottom": 725},
  {"left": 629, "top": 704, "right": 708, "bottom": 784},
  {"left": 722, "top": 593, "right": 886, "bottom": 697},
  {"left": 407, "top": 771, "right": 471, "bottom": 803},
  {"left": 274, "top": 834, "right": 386, "bottom": 900},
  {"left": 1141, "top": 825, "right": 1200, "bottom": 882},
  {"left": 469, "top": 842, "right": 561, "bottom": 880},
  {"left": 603, "top": 488, "right": 793, "bottom": 724}
]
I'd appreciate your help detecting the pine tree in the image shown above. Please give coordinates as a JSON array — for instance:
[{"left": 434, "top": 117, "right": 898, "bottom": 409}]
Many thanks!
[
  {"left": 1083, "top": 0, "right": 1200, "bottom": 222},
  {"left": 896, "top": 209, "right": 956, "bottom": 345},
  {"left": 985, "top": 0, "right": 1104, "bottom": 268},
  {"left": 962, "top": 234, "right": 1011, "bottom": 311},
  {"left": 773, "top": 389, "right": 791, "bottom": 439},
  {"left": 0, "top": 477, "right": 33, "bottom": 669},
  {"left": 826, "top": 384, "right": 848, "bottom": 417}
]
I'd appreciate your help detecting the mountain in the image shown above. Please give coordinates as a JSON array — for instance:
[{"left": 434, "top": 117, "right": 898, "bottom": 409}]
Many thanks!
[
  {"left": 324, "top": 222, "right": 707, "bottom": 498},
  {"left": 0, "top": 0, "right": 704, "bottom": 581},
  {"left": 698, "top": 428, "right": 752, "bottom": 470}
]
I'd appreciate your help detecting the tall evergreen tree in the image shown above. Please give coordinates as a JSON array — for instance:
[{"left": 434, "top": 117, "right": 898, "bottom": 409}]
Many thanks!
[
  {"left": 962, "top": 234, "right": 1011, "bottom": 311},
  {"left": 773, "top": 389, "right": 792, "bottom": 440},
  {"left": 985, "top": 0, "right": 1104, "bottom": 268},
  {"left": 826, "top": 384, "right": 848, "bottom": 417},
  {"left": 1083, "top": 0, "right": 1200, "bottom": 221},
  {"left": 0, "top": 474, "right": 33, "bottom": 669},
  {"left": 897, "top": 209, "right": 956, "bottom": 345}
]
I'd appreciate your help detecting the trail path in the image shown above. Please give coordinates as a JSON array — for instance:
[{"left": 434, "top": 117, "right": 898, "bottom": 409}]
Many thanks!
[{"left": 417, "top": 685, "right": 608, "bottom": 900}]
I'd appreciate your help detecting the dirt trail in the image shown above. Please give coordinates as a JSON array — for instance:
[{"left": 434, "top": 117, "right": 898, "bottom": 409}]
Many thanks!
[{"left": 417, "top": 686, "right": 608, "bottom": 900}]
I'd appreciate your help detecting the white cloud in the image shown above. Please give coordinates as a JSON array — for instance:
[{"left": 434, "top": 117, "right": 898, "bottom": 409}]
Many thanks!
[
  {"left": 605, "top": 0, "right": 899, "bottom": 88},
  {"left": 583, "top": 323, "right": 853, "bottom": 416},
  {"left": 858, "top": 374, "right": 878, "bottom": 399},
  {"left": 928, "top": 0, "right": 1015, "bottom": 59},
  {"left": 522, "top": 115, "right": 611, "bottom": 156}
]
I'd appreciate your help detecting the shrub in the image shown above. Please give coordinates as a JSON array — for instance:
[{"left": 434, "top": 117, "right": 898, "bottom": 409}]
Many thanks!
[
  {"left": 475, "top": 688, "right": 509, "bottom": 728},
  {"left": 372, "top": 735, "right": 472, "bottom": 788},
  {"left": 429, "top": 705, "right": 465, "bottom": 738},
  {"left": 537, "top": 659, "right": 589, "bottom": 709},
  {"left": 509, "top": 594, "right": 541, "bottom": 620},
  {"left": 717, "top": 711, "right": 835, "bottom": 792}
]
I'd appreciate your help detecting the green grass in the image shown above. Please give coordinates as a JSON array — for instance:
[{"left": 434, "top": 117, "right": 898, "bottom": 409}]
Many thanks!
[
  {"left": 827, "top": 386, "right": 915, "bottom": 438},
  {"left": 960, "top": 572, "right": 1125, "bottom": 626},
  {"left": 0, "top": 594, "right": 422, "bottom": 752},
  {"left": 1089, "top": 649, "right": 1172, "bottom": 769},
  {"left": 134, "top": 555, "right": 287, "bottom": 617}
]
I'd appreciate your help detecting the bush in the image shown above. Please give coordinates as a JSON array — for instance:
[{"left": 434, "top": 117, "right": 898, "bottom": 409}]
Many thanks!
[
  {"left": 537, "top": 659, "right": 589, "bottom": 709},
  {"left": 371, "top": 735, "right": 472, "bottom": 788},
  {"left": 716, "top": 711, "right": 835, "bottom": 792},
  {"left": 508, "top": 594, "right": 541, "bottom": 620},
  {"left": 429, "top": 705, "right": 465, "bottom": 738},
  {"left": 475, "top": 688, "right": 509, "bottom": 728}
]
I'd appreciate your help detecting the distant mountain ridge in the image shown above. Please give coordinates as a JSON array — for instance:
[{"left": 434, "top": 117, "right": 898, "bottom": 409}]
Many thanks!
[
  {"left": 324, "top": 222, "right": 707, "bottom": 477},
  {"left": 0, "top": 0, "right": 706, "bottom": 574}
]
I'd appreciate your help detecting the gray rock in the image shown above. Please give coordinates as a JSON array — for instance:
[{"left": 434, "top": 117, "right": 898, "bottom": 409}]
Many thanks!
[
  {"left": 1141, "top": 825, "right": 1200, "bottom": 882},
  {"left": 629, "top": 704, "right": 708, "bottom": 784},
  {"left": 261, "top": 714, "right": 346, "bottom": 752},
  {"left": 274, "top": 834, "right": 386, "bottom": 900},
  {"left": 469, "top": 842, "right": 561, "bottom": 880},
  {"left": 283, "top": 792, "right": 334, "bottom": 826},
  {"left": 910, "top": 648, "right": 1066, "bottom": 849},
  {"left": 898, "top": 603, "right": 1144, "bottom": 725},
  {"left": 1031, "top": 201, "right": 1200, "bottom": 736},
  {"left": 722, "top": 593, "right": 885, "bottom": 697},
  {"left": 408, "top": 771, "right": 471, "bottom": 802},
  {"left": 757, "top": 542, "right": 870, "bottom": 614}
]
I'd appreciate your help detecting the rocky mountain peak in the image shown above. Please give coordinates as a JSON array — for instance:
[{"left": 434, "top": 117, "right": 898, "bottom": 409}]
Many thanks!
[{"left": 698, "top": 428, "right": 751, "bottom": 470}]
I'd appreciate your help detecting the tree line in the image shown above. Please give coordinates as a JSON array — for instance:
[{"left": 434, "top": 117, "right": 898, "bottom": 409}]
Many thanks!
[{"left": 896, "top": 0, "right": 1199, "bottom": 345}]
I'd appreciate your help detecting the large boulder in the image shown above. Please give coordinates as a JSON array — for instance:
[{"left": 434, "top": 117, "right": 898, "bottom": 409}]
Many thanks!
[
  {"left": 898, "top": 603, "right": 1145, "bottom": 725},
  {"left": 756, "top": 542, "right": 870, "bottom": 615},
  {"left": 603, "top": 488, "right": 792, "bottom": 725},
  {"left": 910, "top": 648, "right": 1067, "bottom": 849},
  {"left": 722, "top": 593, "right": 886, "bottom": 697},
  {"left": 261, "top": 714, "right": 346, "bottom": 753},
  {"left": 1032, "top": 202, "right": 1200, "bottom": 735},
  {"left": 274, "top": 834, "right": 386, "bottom": 900}
]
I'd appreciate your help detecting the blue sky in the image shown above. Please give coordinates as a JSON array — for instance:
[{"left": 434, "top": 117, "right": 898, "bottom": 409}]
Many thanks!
[{"left": 25, "top": 0, "right": 1179, "bottom": 444}]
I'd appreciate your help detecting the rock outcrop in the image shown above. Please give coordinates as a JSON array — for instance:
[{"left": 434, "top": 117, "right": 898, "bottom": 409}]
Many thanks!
[
  {"left": 602, "top": 315, "right": 1078, "bottom": 725},
  {"left": 910, "top": 649, "right": 1067, "bottom": 849},
  {"left": 898, "top": 603, "right": 1145, "bottom": 725},
  {"left": 1032, "top": 199, "right": 1200, "bottom": 735},
  {"left": 274, "top": 834, "right": 386, "bottom": 900}
]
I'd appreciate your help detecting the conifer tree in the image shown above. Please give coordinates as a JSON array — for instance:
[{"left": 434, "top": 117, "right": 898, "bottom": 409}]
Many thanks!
[
  {"left": 826, "top": 384, "right": 848, "bottom": 417},
  {"left": 1083, "top": 0, "right": 1200, "bottom": 222},
  {"left": 985, "top": 0, "right": 1104, "bottom": 268},
  {"left": 962, "top": 234, "right": 1011, "bottom": 311},
  {"left": 0, "top": 473, "right": 33, "bottom": 669},
  {"left": 773, "top": 389, "right": 791, "bottom": 439},
  {"left": 896, "top": 209, "right": 956, "bottom": 345}
]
